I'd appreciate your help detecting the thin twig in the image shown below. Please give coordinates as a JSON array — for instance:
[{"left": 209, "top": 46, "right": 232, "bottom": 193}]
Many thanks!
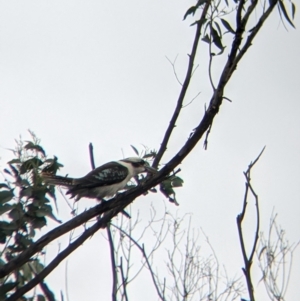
[
  {"left": 107, "top": 225, "right": 118, "bottom": 301},
  {"left": 182, "top": 91, "right": 201, "bottom": 108},
  {"left": 112, "top": 224, "right": 166, "bottom": 301},
  {"left": 119, "top": 257, "right": 129, "bottom": 301},
  {"left": 233, "top": 0, "right": 278, "bottom": 70},
  {"left": 65, "top": 261, "right": 70, "bottom": 301},
  {"left": 165, "top": 55, "right": 183, "bottom": 86},
  {"left": 2, "top": 0, "right": 281, "bottom": 296}
]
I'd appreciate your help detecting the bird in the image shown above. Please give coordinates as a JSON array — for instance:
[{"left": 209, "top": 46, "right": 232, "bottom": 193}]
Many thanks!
[{"left": 42, "top": 157, "right": 157, "bottom": 201}]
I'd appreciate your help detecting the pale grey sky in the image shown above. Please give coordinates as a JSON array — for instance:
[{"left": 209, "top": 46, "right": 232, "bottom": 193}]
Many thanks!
[{"left": 0, "top": 0, "right": 299, "bottom": 300}]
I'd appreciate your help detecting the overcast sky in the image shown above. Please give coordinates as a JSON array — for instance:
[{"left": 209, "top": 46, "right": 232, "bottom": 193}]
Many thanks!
[{"left": 0, "top": 0, "right": 299, "bottom": 300}]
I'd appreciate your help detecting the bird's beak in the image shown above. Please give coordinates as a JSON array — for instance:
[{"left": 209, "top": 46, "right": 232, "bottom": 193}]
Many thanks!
[{"left": 145, "top": 166, "right": 157, "bottom": 174}]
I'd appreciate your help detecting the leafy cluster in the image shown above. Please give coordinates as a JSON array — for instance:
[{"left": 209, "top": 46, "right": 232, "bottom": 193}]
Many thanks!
[
  {"left": 183, "top": 0, "right": 295, "bottom": 56},
  {"left": 130, "top": 145, "right": 184, "bottom": 205},
  {"left": 0, "top": 137, "right": 183, "bottom": 300},
  {"left": 0, "top": 132, "right": 62, "bottom": 300}
]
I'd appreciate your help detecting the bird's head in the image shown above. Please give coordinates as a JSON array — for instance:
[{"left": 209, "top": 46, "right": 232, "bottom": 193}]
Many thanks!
[{"left": 121, "top": 157, "right": 157, "bottom": 176}]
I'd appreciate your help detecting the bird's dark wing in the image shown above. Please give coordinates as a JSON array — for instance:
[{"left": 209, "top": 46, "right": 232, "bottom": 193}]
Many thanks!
[{"left": 73, "top": 162, "right": 128, "bottom": 189}]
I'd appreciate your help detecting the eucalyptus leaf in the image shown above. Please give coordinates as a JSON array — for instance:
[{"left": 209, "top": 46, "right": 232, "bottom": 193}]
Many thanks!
[
  {"left": 0, "top": 221, "right": 18, "bottom": 230},
  {"left": 291, "top": 2, "right": 295, "bottom": 19},
  {"left": 183, "top": 6, "right": 197, "bottom": 20},
  {"left": 214, "top": 21, "right": 222, "bottom": 37},
  {"left": 202, "top": 34, "right": 210, "bottom": 43},
  {"left": 31, "top": 216, "right": 47, "bottom": 229},
  {"left": 0, "top": 183, "right": 9, "bottom": 189},
  {"left": 0, "top": 204, "right": 12, "bottom": 215},
  {"left": 0, "top": 258, "right": 6, "bottom": 266},
  {"left": 172, "top": 177, "right": 184, "bottom": 187},
  {"left": 29, "top": 260, "right": 45, "bottom": 274},
  {"left": 20, "top": 157, "right": 43, "bottom": 174},
  {"left": 0, "top": 281, "right": 18, "bottom": 297},
  {"left": 0, "top": 231, "right": 6, "bottom": 244},
  {"left": 42, "top": 156, "right": 64, "bottom": 173},
  {"left": 21, "top": 263, "right": 33, "bottom": 281},
  {"left": 130, "top": 145, "right": 139, "bottom": 156},
  {"left": 0, "top": 190, "right": 14, "bottom": 204},
  {"left": 37, "top": 295, "right": 46, "bottom": 301},
  {"left": 8, "top": 207, "right": 24, "bottom": 221},
  {"left": 221, "top": 18, "right": 235, "bottom": 33},
  {"left": 24, "top": 141, "right": 46, "bottom": 157},
  {"left": 278, "top": 0, "right": 295, "bottom": 28},
  {"left": 7, "top": 159, "right": 21, "bottom": 164},
  {"left": 211, "top": 27, "right": 223, "bottom": 50}
]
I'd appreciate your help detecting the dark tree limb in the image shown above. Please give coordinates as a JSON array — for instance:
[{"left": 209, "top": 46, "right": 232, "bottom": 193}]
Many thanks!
[
  {"left": 236, "top": 147, "right": 265, "bottom": 301},
  {"left": 233, "top": 0, "right": 279, "bottom": 68},
  {"left": 6, "top": 217, "right": 109, "bottom": 301},
  {"left": 2, "top": 0, "right": 281, "bottom": 297},
  {"left": 39, "top": 281, "right": 56, "bottom": 301},
  {"left": 152, "top": 0, "right": 211, "bottom": 169},
  {"left": 88, "top": 144, "right": 118, "bottom": 301}
]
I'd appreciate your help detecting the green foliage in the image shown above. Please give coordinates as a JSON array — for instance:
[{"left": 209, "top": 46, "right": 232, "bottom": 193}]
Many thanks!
[
  {"left": 278, "top": 0, "right": 295, "bottom": 28},
  {"left": 160, "top": 176, "right": 184, "bottom": 205},
  {"left": 0, "top": 282, "right": 18, "bottom": 300},
  {"left": 183, "top": 0, "right": 207, "bottom": 20},
  {"left": 0, "top": 131, "right": 62, "bottom": 300},
  {"left": 184, "top": 0, "right": 296, "bottom": 58},
  {"left": 220, "top": 19, "right": 235, "bottom": 34},
  {"left": 128, "top": 145, "right": 184, "bottom": 203},
  {"left": 0, "top": 138, "right": 183, "bottom": 299}
]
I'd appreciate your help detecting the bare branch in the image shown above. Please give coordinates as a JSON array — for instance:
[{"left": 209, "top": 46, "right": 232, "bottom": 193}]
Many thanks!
[
  {"left": 165, "top": 55, "right": 183, "bottom": 86},
  {"left": 118, "top": 257, "right": 129, "bottom": 301},
  {"left": 233, "top": 1, "right": 278, "bottom": 68},
  {"left": 107, "top": 225, "right": 118, "bottom": 301},
  {"left": 182, "top": 91, "right": 201, "bottom": 108},
  {"left": 6, "top": 218, "right": 106, "bottom": 301},
  {"left": 236, "top": 147, "right": 265, "bottom": 301},
  {"left": 112, "top": 224, "right": 166, "bottom": 301},
  {"left": 257, "top": 212, "right": 300, "bottom": 300},
  {"left": 153, "top": 1, "right": 211, "bottom": 169},
  {"left": 39, "top": 281, "right": 56, "bottom": 301}
]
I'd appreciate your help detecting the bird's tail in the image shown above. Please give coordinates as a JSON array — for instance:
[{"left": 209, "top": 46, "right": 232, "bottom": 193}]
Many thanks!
[{"left": 41, "top": 173, "right": 75, "bottom": 187}]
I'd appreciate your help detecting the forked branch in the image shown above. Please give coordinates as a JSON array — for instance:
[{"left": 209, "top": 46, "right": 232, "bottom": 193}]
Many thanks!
[{"left": 236, "top": 147, "right": 265, "bottom": 301}]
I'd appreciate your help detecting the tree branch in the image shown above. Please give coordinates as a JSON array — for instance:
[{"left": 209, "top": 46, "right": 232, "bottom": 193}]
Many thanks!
[
  {"left": 112, "top": 224, "right": 166, "bottom": 301},
  {"left": 107, "top": 225, "right": 118, "bottom": 301},
  {"left": 39, "top": 280, "right": 56, "bottom": 301},
  {"left": 119, "top": 257, "right": 129, "bottom": 301},
  {"left": 89, "top": 142, "right": 118, "bottom": 301},
  {"left": 233, "top": 0, "right": 278, "bottom": 68},
  {"left": 1, "top": 0, "right": 281, "bottom": 296},
  {"left": 236, "top": 147, "right": 265, "bottom": 301},
  {"left": 7, "top": 217, "right": 107, "bottom": 301},
  {"left": 152, "top": 1, "right": 211, "bottom": 169}
]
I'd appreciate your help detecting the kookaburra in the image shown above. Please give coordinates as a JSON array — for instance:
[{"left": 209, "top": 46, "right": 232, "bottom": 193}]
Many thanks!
[{"left": 42, "top": 157, "right": 156, "bottom": 201}]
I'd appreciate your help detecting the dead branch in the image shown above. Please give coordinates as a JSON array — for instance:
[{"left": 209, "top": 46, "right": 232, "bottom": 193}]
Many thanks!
[{"left": 236, "top": 147, "right": 265, "bottom": 301}]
